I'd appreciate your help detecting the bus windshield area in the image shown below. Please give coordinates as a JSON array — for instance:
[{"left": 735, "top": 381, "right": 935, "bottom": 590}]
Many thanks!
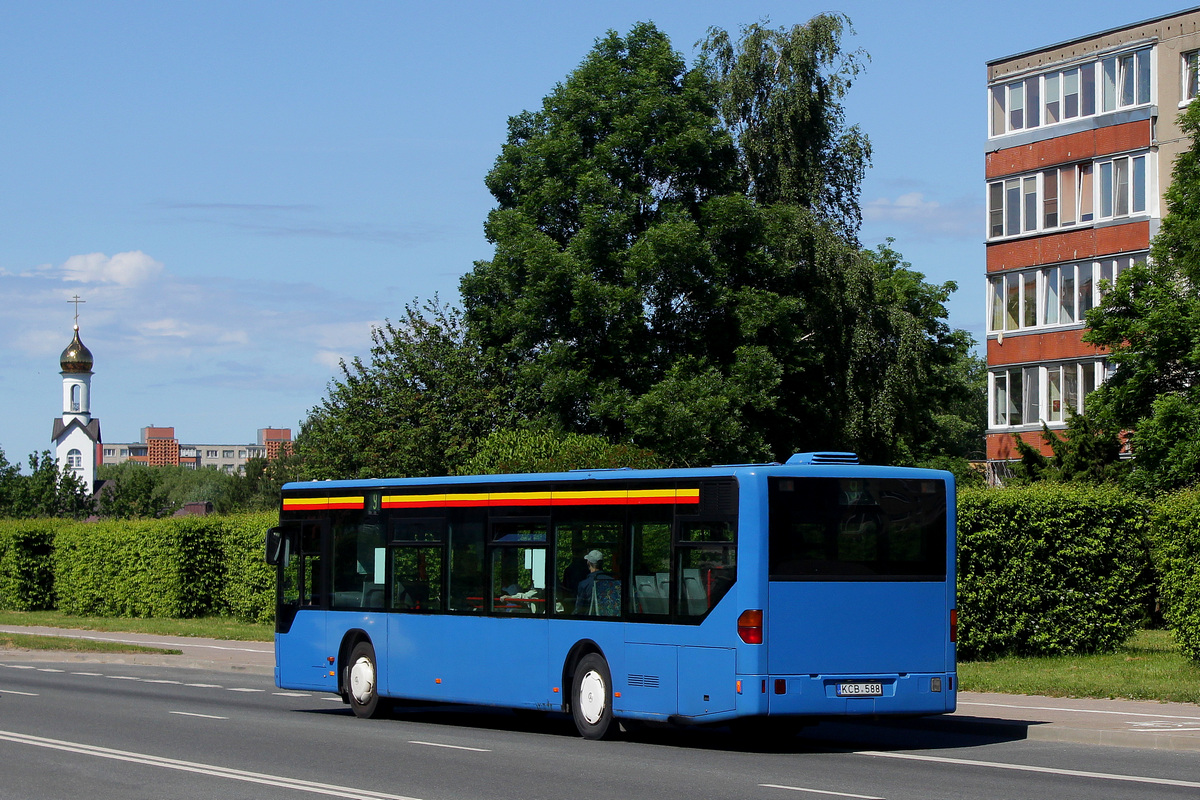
[{"left": 768, "top": 476, "right": 947, "bottom": 581}]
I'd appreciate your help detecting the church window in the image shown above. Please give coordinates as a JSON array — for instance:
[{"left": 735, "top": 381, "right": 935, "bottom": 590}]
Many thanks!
[{"left": 67, "top": 449, "right": 82, "bottom": 469}]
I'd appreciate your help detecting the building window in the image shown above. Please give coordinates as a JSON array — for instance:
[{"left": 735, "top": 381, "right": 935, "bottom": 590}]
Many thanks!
[
  {"left": 991, "top": 360, "right": 1109, "bottom": 428},
  {"left": 238, "top": 449, "right": 247, "bottom": 458},
  {"left": 987, "top": 155, "right": 1147, "bottom": 241},
  {"left": 206, "top": 449, "right": 218, "bottom": 457},
  {"left": 67, "top": 449, "right": 82, "bottom": 469},
  {"left": 988, "top": 256, "right": 1137, "bottom": 334},
  {"left": 989, "top": 48, "right": 1150, "bottom": 137},
  {"left": 222, "top": 450, "right": 234, "bottom": 458},
  {"left": 1185, "top": 51, "right": 1200, "bottom": 102},
  {"left": 70, "top": 385, "right": 81, "bottom": 412},
  {"left": 103, "top": 448, "right": 114, "bottom": 457}
]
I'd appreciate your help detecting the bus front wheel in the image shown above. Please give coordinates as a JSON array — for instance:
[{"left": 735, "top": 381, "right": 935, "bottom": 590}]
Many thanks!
[
  {"left": 571, "top": 653, "right": 615, "bottom": 739},
  {"left": 347, "top": 641, "right": 386, "bottom": 719}
]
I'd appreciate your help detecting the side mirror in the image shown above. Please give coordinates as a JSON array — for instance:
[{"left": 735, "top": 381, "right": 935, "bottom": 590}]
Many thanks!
[{"left": 265, "top": 526, "right": 290, "bottom": 566}]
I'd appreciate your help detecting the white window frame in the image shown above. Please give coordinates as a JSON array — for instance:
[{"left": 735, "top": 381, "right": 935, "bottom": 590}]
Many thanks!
[
  {"left": 989, "top": 360, "right": 1110, "bottom": 429},
  {"left": 988, "top": 47, "right": 1152, "bottom": 138},
  {"left": 987, "top": 256, "right": 1138, "bottom": 335},
  {"left": 1184, "top": 50, "right": 1200, "bottom": 103}
]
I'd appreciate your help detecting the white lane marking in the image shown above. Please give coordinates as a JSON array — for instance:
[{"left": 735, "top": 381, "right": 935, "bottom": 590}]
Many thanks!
[
  {"left": 0, "top": 689, "right": 39, "bottom": 696},
  {"left": 108, "top": 676, "right": 140, "bottom": 681},
  {"left": 323, "top": 697, "right": 344, "bottom": 702},
  {"left": 170, "top": 711, "right": 229, "bottom": 720},
  {"left": 70, "top": 672, "right": 102, "bottom": 676},
  {"left": 0, "top": 627, "right": 271, "bottom": 654},
  {"left": 1132, "top": 726, "right": 1200, "bottom": 732},
  {"left": 5, "top": 665, "right": 35, "bottom": 670},
  {"left": 143, "top": 679, "right": 182, "bottom": 685},
  {"left": 226, "top": 688, "right": 264, "bottom": 693},
  {"left": 273, "top": 692, "right": 312, "bottom": 697},
  {"left": 185, "top": 683, "right": 223, "bottom": 688},
  {"left": 36, "top": 668, "right": 64, "bottom": 673},
  {"left": 0, "top": 728, "right": 424, "bottom": 800},
  {"left": 960, "top": 701, "right": 1200, "bottom": 722},
  {"left": 408, "top": 741, "right": 492, "bottom": 753},
  {"left": 857, "top": 750, "right": 1200, "bottom": 789},
  {"left": 760, "top": 784, "right": 883, "bottom": 799}
]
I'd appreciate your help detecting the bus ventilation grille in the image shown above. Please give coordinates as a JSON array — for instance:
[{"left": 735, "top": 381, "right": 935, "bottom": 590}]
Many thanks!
[
  {"left": 627, "top": 674, "right": 661, "bottom": 688},
  {"left": 786, "top": 452, "right": 859, "bottom": 465}
]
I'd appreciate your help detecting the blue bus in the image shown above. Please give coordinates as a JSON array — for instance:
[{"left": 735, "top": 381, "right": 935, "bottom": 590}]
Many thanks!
[{"left": 266, "top": 452, "right": 957, "bottom": 739}]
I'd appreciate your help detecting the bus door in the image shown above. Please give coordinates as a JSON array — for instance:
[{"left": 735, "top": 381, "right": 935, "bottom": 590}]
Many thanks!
[{"left": 276, "top": 518, "right": 336, "bottom": 691}]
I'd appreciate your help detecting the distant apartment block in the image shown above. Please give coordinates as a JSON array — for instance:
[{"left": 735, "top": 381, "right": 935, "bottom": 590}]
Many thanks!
[
  {"left": 101, "top": 426, "right": 293, "bottom": 473},
  {"left": 984, "top": 8, "right": 1200, "bottom": 476}
]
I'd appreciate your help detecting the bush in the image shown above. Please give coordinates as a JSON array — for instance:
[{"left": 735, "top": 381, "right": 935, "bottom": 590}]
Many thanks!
[
  {"left": 217, "top": 512, "right": 276, "bottom": 624},
  {"left": 957, "top": 484, "right": 1152, "bottom": 660},
  {"left": 0, "top": 519, "right": 56, "bottom": 610},
  {"left": 1147, "top": 489, "right": 1200, "bottom": 662},
  {"left": 52, "top": 517, "right": 224, "bottom": 618}
]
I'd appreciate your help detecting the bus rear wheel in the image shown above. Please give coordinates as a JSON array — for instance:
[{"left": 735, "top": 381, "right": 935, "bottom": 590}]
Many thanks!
[
  {"left": 346, "top": 641, "right": 387, "bottom": 719},
  {"left": 571, "top": 653, "right": 615, "bottom": 739}
]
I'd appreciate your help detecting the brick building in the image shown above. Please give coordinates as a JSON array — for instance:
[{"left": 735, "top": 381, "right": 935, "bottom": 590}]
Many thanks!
[
  {"left": 984, "top": 8, "right": 1200, "bottom": 477},
  {"left": 102, "top": 426, "right": 292, "bottom": 473}
]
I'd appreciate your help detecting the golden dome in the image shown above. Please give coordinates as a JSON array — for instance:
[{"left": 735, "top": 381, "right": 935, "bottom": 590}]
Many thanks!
[{"left": 60, "top": 326, "right": 94, "bottom": 373}]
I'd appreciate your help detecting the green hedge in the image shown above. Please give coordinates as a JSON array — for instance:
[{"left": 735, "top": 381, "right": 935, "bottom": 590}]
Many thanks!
[
  {"left": 0, "top": 520, "right": 56, "bottom": 611},
  {"left": 217, "top": 512, "right": 276, "bottom": 624},
  {"left": 957, "top": 484, "right": 1152, "bottom": 660},
  {"left": 54, "top": 517, "right": 225, "bottom": 618},
  {"left": 1148, "top": 489, "right": 1200, "bottom": 662}
]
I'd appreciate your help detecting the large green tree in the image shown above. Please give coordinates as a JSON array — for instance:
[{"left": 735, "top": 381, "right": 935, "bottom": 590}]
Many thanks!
[
  {"left": 0, "top": 450, "right": 92, "bottom": 519},
  {"left": 462, "top": 19, "right": 980, "bottom": 466},
  {"left": 295, "top": 299, "right": 513, "bottom": 479},
  {"left": 1085, "top": 101, "right": 1200, "bottom": 493}
]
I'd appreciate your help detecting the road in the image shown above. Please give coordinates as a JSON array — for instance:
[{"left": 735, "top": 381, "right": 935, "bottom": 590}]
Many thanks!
[{"left": 2, "top": 657, "right": 1200, "bottom": 800}]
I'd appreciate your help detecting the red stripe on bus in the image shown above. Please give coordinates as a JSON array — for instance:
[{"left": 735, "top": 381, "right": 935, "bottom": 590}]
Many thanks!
[{"left": 379, "top": 494, "right": 699, "bottom": 509}]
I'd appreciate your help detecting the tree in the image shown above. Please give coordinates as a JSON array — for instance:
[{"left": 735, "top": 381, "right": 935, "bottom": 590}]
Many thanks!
[
  {"left": 1009, "top": 410, "right": 1128, "bottom": 485},
  {"left": 296, "top": 298, "right": 513, "bottom": 479},
  {"left": 457, "top": 430, "right": 663, "bottom": 475},
  {"left": 0, "top": 451, "right": 92, "bottom": 519},
  {"left": 95, "top": 462, "right": 175, "bottom": 519},
  {"left": 1085, "top": 100, "right": 1200, "bottom": 492},
  {"left": 462, "top": 21, "right": 980, "bottom": 467},
  {"left": 700, "top": 15, "right": 871, "bottom": 233}
]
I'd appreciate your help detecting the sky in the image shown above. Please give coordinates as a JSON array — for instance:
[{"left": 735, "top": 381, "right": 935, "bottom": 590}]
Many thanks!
[{"left": 0, "top": 0, "right": 1191, "bottom": 468}]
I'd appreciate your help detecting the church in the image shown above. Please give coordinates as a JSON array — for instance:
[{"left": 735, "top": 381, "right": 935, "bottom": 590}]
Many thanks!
[{"left": 51, "top": 318, "right": 101, "bottom": 492}]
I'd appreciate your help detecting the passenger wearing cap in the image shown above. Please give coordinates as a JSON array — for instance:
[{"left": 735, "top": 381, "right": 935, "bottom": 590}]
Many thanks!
[{"left": 574, "top": 550, "right": 612, "bottom": 613}]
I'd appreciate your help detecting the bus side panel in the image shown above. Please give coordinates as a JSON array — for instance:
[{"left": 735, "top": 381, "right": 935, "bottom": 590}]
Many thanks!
[
  {"left": 621, "top": 643, "right": 677, "bottom": 717},
  {"left": 678, "top": 646, "right": 736, "bottom": 717},
  {"left": 276, "top": 610, "right": 335, "bottom": 691},
  {"left": 385, "top": 615, "right": 552, "bottom": 708},
  {"left": 767, "top": 581, "right": 949, "bottom": 675}
]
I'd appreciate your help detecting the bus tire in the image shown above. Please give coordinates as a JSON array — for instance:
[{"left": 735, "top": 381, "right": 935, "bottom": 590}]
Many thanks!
[
  {"left": 571, "top": 653, "right": 615, "bottom": 740},
  {"left": 347, "top": 641, "right": 386, "bottom": 719}
]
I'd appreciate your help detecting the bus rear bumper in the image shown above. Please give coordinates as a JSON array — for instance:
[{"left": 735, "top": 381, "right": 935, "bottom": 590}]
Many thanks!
[{"left": 737, "top": 672, "right": 958, "bottom": 718}]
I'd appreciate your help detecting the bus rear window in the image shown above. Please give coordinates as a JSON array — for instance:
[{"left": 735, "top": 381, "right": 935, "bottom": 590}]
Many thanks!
[{"left": 769, "top": 477, "right": 946, "bottom": 580}]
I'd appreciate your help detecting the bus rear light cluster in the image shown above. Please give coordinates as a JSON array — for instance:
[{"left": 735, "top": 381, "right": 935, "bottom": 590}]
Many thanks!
[
  {"left": 950, "top": 608, "right": 958, "bottom": 643},
  {"left": 738, "top": 609, "right": 764, "bottom": 644}
]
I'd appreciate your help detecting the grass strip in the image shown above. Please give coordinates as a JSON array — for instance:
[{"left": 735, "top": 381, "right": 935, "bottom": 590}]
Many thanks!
[
  {"left": 960, "top": 629, "right": 1200, "bottom": 705},
  {"left": 0, "top": 632, "right": 181, "bottom": 655},
  {"left": 0, "top": 610, "right": 272, "bottom": 642}
]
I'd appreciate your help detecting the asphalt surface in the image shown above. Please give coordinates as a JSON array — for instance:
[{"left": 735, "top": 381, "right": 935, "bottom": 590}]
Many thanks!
[{"left": 3, "top": 624, "right": 1199, "bottom": 753}]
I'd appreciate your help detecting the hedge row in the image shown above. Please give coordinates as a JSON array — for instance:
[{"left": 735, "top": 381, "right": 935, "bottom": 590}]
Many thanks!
[
  {"left": 0, "top": 513, "right": 274, "bottom": 623},
  {"left": 957, "top": 484, "right": 1153, "bottom": 660},
  {"left": 1147, "top": 489, "right": 1200, "bottom": 662}
]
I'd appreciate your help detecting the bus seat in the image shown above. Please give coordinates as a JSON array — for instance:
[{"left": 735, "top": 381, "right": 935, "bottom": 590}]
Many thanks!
[
  {"left": 635, "top": 575, "right": 666, "bottom": 614},
  {"left": 682, "top": 569, "right": 707, "bottom": 615}
]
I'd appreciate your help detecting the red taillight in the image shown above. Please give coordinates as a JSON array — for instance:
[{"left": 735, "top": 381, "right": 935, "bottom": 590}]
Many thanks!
[
  {"left": 950, "top": 608, "right": 958, "bottom": 643},
  {"left": 738, "top": 609, "right": 763, "bottom": 644}
]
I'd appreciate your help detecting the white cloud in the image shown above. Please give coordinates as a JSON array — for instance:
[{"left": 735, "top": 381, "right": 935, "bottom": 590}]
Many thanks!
[
  {"left": 314, "top": 350, "right": 347, "bottom": 370},
  {"left": 863, "top": 192, "right": 981, "bottom": 239},
  {"left": 61, "top": 250, "right": 163, "bottom": 286}
]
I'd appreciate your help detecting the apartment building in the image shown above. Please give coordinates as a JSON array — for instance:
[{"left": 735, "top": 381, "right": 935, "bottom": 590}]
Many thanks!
[
  {"left": 102, "top": 426, "right": 292, "bottom": 473},
  {"left": 984, "top": 8, "right": 1200, "bottom": 476}
]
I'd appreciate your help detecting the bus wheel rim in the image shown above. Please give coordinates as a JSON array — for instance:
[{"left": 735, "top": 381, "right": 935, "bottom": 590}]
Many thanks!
[
  {"left": 350, "top": 656, "right": 375, "bottom": 704},
  {"left": 579, "top": 669, "right": 606, "bottom": 725}
]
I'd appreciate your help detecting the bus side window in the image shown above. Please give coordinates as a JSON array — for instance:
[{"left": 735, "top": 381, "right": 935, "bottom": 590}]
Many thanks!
[
  {"left": 676, "top": 521, "right": 736, "bottom": 618},
  {"left": 629, "top": 508, "right": 671, "bottom": 615},
  {"left": 447, "top": 515, "right": 486, "bottom": 612}
]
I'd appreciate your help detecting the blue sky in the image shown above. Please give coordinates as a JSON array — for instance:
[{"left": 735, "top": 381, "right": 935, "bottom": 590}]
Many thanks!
[{"left": 0, "top": 1, "right": 1189, "bottom": 467}]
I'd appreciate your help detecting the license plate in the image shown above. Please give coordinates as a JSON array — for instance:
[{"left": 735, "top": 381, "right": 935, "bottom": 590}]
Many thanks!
[{"left": 837, "top": 681, "right": 883, "bottom": 697}]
